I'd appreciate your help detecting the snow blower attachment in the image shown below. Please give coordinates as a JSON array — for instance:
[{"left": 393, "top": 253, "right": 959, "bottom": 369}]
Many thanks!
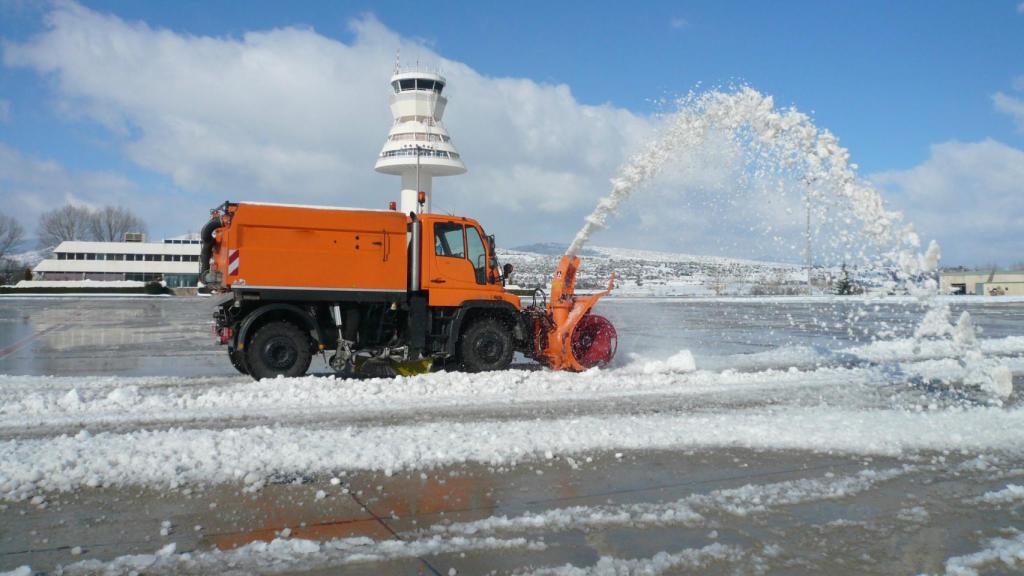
[{"left": 526, "top": 255, "right": 618, "bottom": 371}]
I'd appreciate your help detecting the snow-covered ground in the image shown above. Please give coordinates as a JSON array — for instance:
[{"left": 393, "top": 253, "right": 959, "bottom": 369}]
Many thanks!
[
  {"left": 1, "top": 296, "right": 1023, "bottom": 574},
  {"left": 10, "top": 280, "right": 147, "bottom": 288}
]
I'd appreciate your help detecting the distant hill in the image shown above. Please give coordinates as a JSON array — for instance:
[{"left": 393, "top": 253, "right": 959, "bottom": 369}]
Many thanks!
[
  {"left": 8, "top": 247, "right": 51, "bottom": 268},
  {"left": 511, "top": 242, "right": 599, "bottom": 257},
  {"left": 497, "top": 245, "right": 811, "bottom": 297}
]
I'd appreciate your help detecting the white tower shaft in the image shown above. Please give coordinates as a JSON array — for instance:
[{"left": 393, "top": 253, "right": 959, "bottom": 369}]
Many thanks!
[{"left": 401, "top": 167, "right": 432, "bottom": 213}]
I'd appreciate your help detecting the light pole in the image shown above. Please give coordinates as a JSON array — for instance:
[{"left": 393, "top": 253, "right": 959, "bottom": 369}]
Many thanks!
[{"left": 803, "top": 177, "right": 814, "bottom": 294}]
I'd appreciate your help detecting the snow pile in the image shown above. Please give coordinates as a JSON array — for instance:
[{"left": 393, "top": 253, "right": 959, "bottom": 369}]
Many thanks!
[
  {"left": 942, "top": 531, "right": 1024, "bottom": 576},
  {"left": 911, "top": 306, "right": 1014, "bottom": 399},
  {"left": 0, "top": 363, "right": 883, "bottom": 430},
  {"left": 4, "top": 408, "right": 1023, "bottom": 500},
  {"left": 532, "top": 543, "right": 743, "bottom": 576},
  {"left": 9, "top": 348, "right": 1017, "bottom": 432},
  {"left": 58, "top": 534, "right": 544, "bottom": 576},
  {"left": 628, "top": 350, "right": 697, "bottom": 374},
  {"left": 11, "top": 280, "right": 146, "bottom": 288},
  {"left": 980, "top": 484, "right": 1024, "bottom": 506}
]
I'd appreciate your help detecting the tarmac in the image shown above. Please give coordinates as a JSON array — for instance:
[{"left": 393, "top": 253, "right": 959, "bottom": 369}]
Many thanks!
[{"left": 1, "top": 296, "right": 1023, "bottom": 574}]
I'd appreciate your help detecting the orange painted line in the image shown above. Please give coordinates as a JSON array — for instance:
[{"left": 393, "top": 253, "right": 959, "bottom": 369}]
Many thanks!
[{"left": 0, "top": 325, "right": 57, "bottom": 359}]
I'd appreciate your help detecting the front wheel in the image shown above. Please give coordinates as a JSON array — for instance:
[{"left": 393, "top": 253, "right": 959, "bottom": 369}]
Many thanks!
[
  {"left": 458, "top": 317, "right": 514, "bottom": 372},
  {"left": 246, "top": 321, "right": 313, "bottom": 380}
]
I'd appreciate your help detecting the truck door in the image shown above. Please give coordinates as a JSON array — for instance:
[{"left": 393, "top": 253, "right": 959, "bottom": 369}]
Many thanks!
[{"left": 428, "top": 221, "right": 486, "bottom": 306}]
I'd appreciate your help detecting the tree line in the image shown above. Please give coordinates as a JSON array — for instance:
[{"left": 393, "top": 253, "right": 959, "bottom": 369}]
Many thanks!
[{"left": 0, "top": 205, "right": 147, "bottom": 285}]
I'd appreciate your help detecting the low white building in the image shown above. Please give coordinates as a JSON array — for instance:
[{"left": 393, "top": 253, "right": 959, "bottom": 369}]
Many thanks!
[
  {"left": 32, "top": 235, "right": 202, "bottom": 288},
  {"left": 939, "top": 270, "right": 1024, "bottom": 296}
]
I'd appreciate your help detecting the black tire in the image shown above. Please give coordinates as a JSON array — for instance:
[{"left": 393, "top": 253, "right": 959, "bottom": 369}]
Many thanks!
[
  {"left": 229, "top": 349, "right": 249, "bottom": 375},
  {"left": 458, "top": 317, "right": 514, "bottom": 372},
  {"left": 246, "top": 321, "right": 313, "bottom": 380}
]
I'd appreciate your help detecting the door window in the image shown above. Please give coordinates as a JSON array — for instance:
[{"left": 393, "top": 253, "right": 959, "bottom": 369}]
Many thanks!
[
  {"left": 434, "top": 222, "right": 465, "bottom": 258},
  {"left": 466, "top": 226, "right": 487, "bottom": 284}
]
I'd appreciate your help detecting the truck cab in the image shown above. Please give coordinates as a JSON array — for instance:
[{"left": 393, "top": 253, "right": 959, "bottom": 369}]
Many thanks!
[{"left": 417, "top": 213, "right": 519, "bottom": 308}]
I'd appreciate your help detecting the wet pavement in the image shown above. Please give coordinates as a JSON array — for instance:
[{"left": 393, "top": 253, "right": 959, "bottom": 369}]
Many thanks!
[
  {"left": 5, "top": 446, "right": 1024, "bottom": 575},
  {"left": 0, "top": 296, "right": 232, "bottom": 378},
  {"left": 1, "top": 295, "right": 1023, "bottom": 574},
  {"left": 2, "top": 295, "right": 1022, "bottom": 377}
]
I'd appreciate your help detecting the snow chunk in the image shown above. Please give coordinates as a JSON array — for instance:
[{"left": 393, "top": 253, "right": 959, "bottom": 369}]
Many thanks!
[
  {"left": 632, "top": 350, "right": 697, "bottom": 374},
  {"left": 980, "top": 485, "right": 1024, "bottom": 506},
  {"left": 943, "top": 531, "right": 1024, "bottom": 576},
  {"left": 532, "top": 543, "right": 743, "bottom": 575}
]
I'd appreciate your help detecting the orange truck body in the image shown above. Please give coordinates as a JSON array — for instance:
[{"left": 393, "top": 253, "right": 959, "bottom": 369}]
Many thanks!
[
  {"left": 201, "top": 201, "right": 614, "bottom": 379},
  {"left": 211, "top": 203, "right": 409, "bottom": 292}
]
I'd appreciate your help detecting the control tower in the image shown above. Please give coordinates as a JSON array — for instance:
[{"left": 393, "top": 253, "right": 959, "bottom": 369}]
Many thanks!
[{"left": 375, "top": 63, "right": 466, "bottom": 214}]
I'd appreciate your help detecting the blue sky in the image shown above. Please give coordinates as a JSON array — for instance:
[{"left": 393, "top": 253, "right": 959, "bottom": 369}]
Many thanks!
[{"left": 1, "top": 1, "right": 1023, "bottom": 265}]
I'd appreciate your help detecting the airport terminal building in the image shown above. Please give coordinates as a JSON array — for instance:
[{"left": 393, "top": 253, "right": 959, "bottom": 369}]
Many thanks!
[
  {"left": 32, "top": 235, "right": 202, "bottom": 287},
  {"left": 940, "top": 270, "right": 1024, "bottom": 296}
]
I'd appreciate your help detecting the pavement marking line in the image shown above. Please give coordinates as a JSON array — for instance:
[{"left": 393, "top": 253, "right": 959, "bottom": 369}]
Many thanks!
[
  {"left": 0, "top": 325, "right": 58, "bottom": 359},
  {"left": 348, "top": 490, "right": 444, "bottom": 576}
]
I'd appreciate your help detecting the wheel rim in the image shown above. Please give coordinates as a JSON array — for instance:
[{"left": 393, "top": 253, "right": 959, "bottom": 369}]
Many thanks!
[
  {"left": 473, "top": 330, "right": 505, "bottom": 365},
  {"left": 261, "top": 336, "right": 298, "bottom": 370}
]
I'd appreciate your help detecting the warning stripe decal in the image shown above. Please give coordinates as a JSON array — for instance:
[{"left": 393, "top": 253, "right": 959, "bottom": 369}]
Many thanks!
[{"left": 227, "top": 249, "right": 240, "bottom": 275}]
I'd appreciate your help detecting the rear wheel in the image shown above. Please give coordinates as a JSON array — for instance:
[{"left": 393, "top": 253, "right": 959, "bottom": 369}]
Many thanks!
[
  {"left": 246, "top": 321, "right": 312, "bottom": 380},
  {"left": 458, "top": 317, "right": 514, "bottom": 372},
  {"left": 229, "top": 349, "right": 249, "bottom": 375}
]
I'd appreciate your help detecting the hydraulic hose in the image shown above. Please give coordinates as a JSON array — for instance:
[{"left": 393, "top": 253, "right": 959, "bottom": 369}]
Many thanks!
[{"left": 199, "top": 216, "right": 221, "bottom": 280}]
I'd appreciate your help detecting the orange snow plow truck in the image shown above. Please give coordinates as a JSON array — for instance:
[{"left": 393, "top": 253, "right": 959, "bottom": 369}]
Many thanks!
[{"left": 201, "top": 202, "right": 617, "bottom": 379}]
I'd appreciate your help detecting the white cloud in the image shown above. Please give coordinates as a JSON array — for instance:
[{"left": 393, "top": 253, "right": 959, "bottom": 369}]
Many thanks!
[
  {"left": 2, "top": 2, "right": 656, "bottom": 245},
  {"left": 670, "top": 17, "right": 689, "bottom": 30},
  {"left": 4, "top": 2, "right": 1012, "bottom": 267},
  {"left": 0, "top": 2, "right": 840, "bottom": 260},
  {"left": 0, "top": 143, "right": 140, "bottom": 231},
  {"left": 993, "top": 91, "right": 1024, "bottom": 132},
  {"left": 0, "top": 143, "right": 220, "bottom": 242},
  {"left": 872, "top": 139, "right": 1024, "bottom": 266}
]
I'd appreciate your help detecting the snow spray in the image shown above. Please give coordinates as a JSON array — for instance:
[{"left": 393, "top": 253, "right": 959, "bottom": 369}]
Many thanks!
[
  {"left": 567, "top": 86, "right": 1009, "bottom": 401},
  {"left": 568, "top": 87, "right": 933, "bottom": 275}
]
